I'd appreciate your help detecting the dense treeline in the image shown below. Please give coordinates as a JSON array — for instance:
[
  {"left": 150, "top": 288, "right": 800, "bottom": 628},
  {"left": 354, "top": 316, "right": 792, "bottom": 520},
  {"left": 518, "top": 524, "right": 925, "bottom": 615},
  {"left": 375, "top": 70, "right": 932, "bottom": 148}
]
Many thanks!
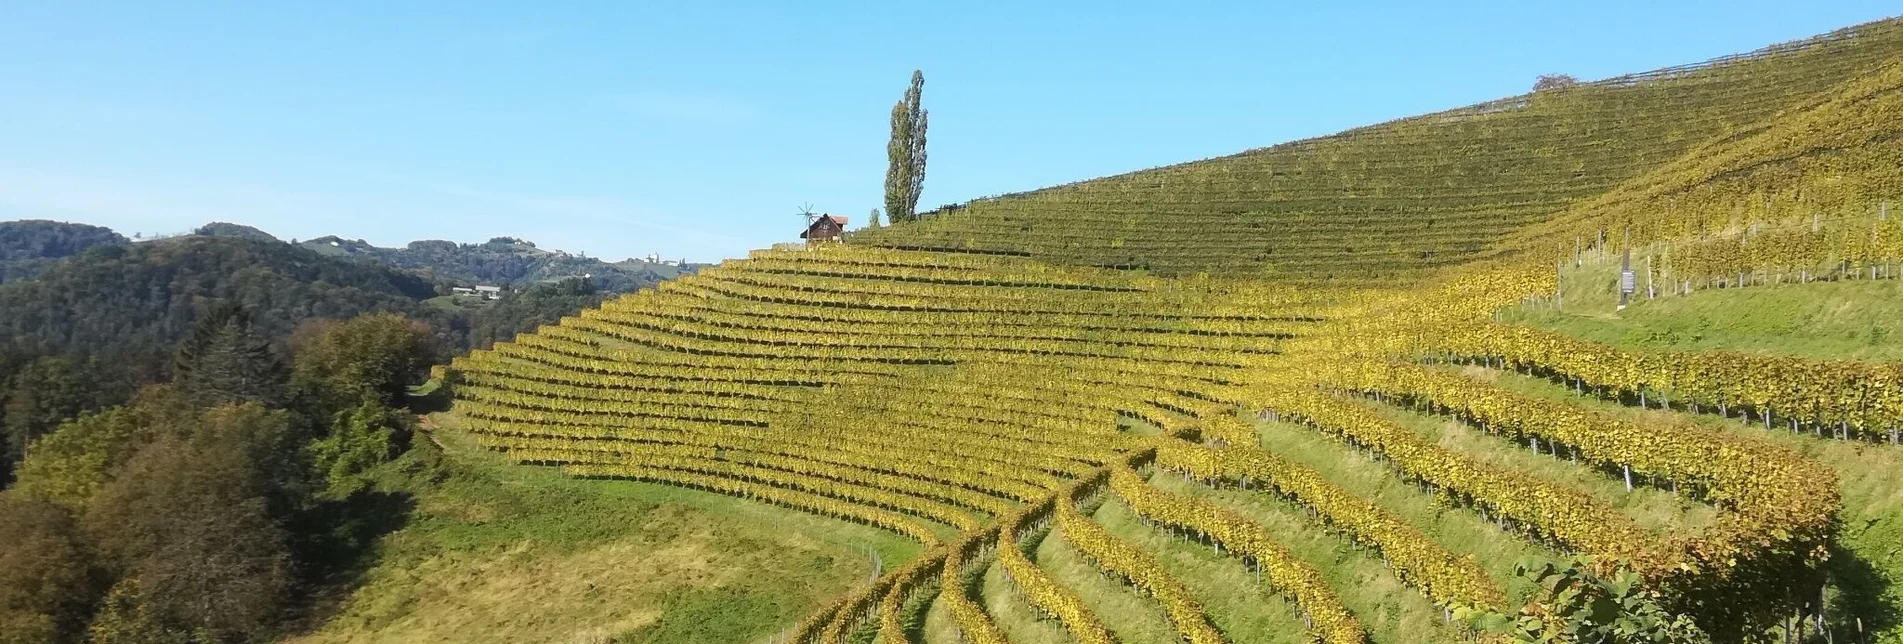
[
  {"left": 465, "top": 276, "right": 608, "bottom": 350},
  {"left": 0, "top": 220, "right": 128, "bottom": 284},
  {"left": 0, "top": 233, "right": 635, "bottom": 487},
  {"left": 0, "top": 306, "right": 434, "bottom": 643}
]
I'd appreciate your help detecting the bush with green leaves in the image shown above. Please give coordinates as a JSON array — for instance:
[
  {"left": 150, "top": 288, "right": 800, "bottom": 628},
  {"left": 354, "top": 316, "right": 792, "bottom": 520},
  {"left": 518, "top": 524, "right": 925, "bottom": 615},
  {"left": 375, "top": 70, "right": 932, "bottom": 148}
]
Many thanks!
[{"left": 1479, "top": 556, "right": 1706, "bottom": 644}]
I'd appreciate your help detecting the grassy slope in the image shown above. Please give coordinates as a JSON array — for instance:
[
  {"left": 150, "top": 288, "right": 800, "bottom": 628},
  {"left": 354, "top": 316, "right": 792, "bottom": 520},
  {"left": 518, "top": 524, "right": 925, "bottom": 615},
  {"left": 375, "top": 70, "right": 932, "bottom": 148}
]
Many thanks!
[
  {"left": 1505, "top": 264, "right": 1903, "bottom": 360},
  {"left": 1349, "top": 402, "right": 1721, "bottom": 536},
  {"left": 1245, "top": 418, "right": 1559, "bottom": 600},
  {"left": 1503, "top": 284, "right": 1903, "bottom": 641},
  {"left": 1035, "top": 519, "right": 1180, "bottom": 643},
  {"left": 294, "top": 20, "right": 1903, "bottom": 643},
  {"left": 976, "top": 557, "right": 1072, "bottom": 644},
  {"left": 286, "top": 417, "right": 920, "bottom": 644},
  {"left": 1090, "top": 493, "right": 1310, "bottom": 643}
]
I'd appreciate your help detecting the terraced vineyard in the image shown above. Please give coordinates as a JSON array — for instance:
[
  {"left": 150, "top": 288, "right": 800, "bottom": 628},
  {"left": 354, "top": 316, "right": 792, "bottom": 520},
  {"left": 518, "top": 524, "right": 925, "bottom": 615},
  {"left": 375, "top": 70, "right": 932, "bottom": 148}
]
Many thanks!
[{"left": 440, "top": 16, "right": 1903, "bottom": 644}]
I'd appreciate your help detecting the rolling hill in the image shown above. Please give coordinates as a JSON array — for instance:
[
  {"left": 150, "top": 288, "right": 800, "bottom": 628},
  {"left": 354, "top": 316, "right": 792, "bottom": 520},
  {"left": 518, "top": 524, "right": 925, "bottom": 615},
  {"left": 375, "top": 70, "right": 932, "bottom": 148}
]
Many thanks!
[
  {"left": 305, "top": 16, "right": 1903, "bottom": 644},
  {"left": 297, "top": 234, "right": 701, "bottom": 293}
]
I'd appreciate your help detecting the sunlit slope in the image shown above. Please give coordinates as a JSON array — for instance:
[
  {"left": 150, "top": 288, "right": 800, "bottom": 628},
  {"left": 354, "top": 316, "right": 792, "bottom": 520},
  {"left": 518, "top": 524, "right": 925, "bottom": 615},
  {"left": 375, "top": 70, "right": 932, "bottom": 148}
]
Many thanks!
[
  {"left": 1492, "top": 56, "right": 1903, "bottom": 273},
  {"left": 441, "top": 245, "right": 1840, "bottom": 642},
  {"left": 423, "top": 18, "right": 1903, "bottom": 644},
  {"left": 853, "top": 18, "right": 1903, "bottom": 282}
]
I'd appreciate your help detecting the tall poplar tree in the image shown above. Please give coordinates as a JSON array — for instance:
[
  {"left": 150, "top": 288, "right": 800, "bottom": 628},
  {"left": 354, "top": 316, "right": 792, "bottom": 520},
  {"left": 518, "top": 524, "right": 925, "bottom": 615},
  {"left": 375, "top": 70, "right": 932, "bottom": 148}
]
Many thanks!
[{"left": 884, "top": 71, "right": 928, "bottom": 223}]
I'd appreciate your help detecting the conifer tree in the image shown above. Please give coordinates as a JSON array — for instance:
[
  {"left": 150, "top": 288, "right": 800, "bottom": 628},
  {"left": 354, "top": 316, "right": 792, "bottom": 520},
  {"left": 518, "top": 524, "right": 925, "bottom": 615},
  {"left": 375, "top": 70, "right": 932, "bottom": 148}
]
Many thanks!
[
  {"left": 884, "top": 71, "right": 928, "bottom": 223},
  {"left": 173, "top": 302, "right": 288, "bottom": 409}
]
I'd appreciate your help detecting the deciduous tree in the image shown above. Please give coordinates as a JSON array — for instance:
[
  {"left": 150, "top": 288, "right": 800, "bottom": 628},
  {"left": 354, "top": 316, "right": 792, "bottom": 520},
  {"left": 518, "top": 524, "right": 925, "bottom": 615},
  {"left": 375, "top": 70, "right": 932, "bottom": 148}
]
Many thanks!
[{"left": 884, "top": 70, "right": 928, "bottom": 223}]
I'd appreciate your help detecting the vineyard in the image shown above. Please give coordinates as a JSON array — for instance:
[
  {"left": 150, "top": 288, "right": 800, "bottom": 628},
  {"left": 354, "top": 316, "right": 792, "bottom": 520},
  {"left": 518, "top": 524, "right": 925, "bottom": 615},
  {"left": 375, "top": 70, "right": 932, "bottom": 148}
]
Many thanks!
[{"left": 435, "top": 16, "right": 1903, "bottom": 644}]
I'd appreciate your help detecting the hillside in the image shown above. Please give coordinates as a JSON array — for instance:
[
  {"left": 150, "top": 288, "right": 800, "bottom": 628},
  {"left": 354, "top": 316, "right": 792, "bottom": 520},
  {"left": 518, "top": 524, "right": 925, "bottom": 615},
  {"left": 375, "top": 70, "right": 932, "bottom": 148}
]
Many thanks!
[
  {"left": 301, "top": 16, "right": 1903, "bottom": 644},
  {"left": 0, "top": 220, "right": 128, "bottom": 283},
  {"left": 0, "top": 233, "right": 638, "bottom": 486},
  {"left": 299, "top": 235, "right": 700, "bottom": 293},
  {"left": 852, "top": 20, "right": 1903, "bottom": 284}
]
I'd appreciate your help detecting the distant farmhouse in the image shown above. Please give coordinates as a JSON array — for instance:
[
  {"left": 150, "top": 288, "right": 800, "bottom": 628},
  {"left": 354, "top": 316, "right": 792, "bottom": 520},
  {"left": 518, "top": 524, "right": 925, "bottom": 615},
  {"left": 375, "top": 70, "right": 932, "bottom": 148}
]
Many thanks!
[
  {"left": 452, "top": 285, "right": 505, "bottom": 300},
  {"left": 801, "top": 215, "right": 848, "bottom": 244}
]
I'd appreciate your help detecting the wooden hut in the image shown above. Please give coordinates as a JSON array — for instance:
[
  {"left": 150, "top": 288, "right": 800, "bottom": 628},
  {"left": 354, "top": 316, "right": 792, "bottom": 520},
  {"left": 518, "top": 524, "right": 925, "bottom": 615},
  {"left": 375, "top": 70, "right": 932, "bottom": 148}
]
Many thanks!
[{"left": 800, "top": 215, "right": 848, "bottom": 244}]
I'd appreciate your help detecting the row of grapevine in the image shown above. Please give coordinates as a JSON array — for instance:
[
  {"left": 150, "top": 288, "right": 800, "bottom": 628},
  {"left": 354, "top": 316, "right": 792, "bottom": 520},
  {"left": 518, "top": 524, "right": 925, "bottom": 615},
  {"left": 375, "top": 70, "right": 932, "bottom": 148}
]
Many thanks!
[
  {"left": 457, "top": 402, "right": 1062, "bottom": 499},
  {"left": 940, "top": 529, "right": 1009, "bottom": 644},
  {"left": 1106, "top": 458, "right": 1367, "bottom": 643},
  {"left": 1239, "top": 386, "right": 1656, "bottom": 567},
  {"left": 1150, "top": 429, "right": 1505, "bottom": 614},
  {"left": 995, "top": 496, "right": 1115, "bottom": 644},
  {"left": 1053, "top": 472, "right": 1229, "bottom": 644},
  {"left": 1316, "top": 361, "right": 1837, "bottom": 636},
  {"left": 1429, "top": 321, "right": 1903, "bottom": 442}
]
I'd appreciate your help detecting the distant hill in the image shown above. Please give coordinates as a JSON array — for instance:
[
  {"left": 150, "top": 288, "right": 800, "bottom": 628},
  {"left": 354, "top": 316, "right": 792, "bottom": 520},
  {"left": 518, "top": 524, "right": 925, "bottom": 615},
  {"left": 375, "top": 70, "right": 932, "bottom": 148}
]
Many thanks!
[
  {"left": 297, "top": 235, "right": 701, "bottom": 293},
  {"left": 0, "top": 233, "right": 616, "bottom": 462},
  {"left": 0, "top": 236, "right": 456, "bottom": 393},
  {"left": 193, "top": 221, "right": 280, "bottom": 242},
  {"left": 0, "top": 220, "right": 129, "bottom": 283}
]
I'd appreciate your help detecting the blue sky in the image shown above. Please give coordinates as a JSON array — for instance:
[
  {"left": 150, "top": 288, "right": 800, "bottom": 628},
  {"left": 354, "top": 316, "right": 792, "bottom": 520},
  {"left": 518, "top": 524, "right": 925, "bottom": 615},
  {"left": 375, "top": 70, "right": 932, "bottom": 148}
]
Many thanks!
[{"left": 1, "top": 2, "right": 1895, "bottom": 262}]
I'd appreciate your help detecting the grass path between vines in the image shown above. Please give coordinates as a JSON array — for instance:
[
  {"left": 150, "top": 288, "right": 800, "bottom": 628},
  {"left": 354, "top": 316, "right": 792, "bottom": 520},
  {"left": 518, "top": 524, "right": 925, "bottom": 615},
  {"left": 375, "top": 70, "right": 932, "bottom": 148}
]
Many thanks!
[
  {"left": 1506, "top": 277, "right": 1903, "bottom": 641},
  {"left": 1506, "top": 271, "right": 1903, "bottom": 361},
  {"left": 1479, "top": 366, "right": 1903, "bottom": 643}
]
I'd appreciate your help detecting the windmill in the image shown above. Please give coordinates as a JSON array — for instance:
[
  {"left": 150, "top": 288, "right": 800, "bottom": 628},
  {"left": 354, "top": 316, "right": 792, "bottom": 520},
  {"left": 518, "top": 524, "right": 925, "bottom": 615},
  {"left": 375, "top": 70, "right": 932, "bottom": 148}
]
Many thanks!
[{"left": 797, "top": 202, "right": 818, "bottom": 232}]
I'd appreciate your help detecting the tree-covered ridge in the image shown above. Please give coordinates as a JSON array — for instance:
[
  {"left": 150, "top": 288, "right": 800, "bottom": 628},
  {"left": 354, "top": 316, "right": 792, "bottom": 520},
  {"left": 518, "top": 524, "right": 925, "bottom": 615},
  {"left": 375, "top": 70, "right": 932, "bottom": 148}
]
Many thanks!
[
  {"left": 193, "top": 222, "right": 281, "bottom": 242},
  {"left": 298, "top": 234, "right": 701, "bottom": 293},
  {"left": 0, "top": 232, "right": 625, "bottom": 487},
  {"left": 0, "top": 236, "right": 444, "bottom": 358},
  {"left": 0, "top": 220, "right": 128, "bottom": 284}
]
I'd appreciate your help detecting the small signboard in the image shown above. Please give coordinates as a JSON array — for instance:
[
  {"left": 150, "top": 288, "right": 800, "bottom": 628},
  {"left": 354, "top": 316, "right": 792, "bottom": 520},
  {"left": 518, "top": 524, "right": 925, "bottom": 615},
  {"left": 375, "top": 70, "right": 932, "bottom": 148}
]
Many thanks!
[{"left": 1620, "top": 269, "right": 1637, "bottom": 294}]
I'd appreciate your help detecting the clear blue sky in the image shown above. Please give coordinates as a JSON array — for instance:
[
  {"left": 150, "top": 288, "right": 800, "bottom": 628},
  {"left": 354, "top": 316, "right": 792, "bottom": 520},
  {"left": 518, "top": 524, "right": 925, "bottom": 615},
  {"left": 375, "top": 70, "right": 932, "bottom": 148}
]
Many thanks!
[{"left": 1, "top": 2, "right": 1895, "bottom": 262}]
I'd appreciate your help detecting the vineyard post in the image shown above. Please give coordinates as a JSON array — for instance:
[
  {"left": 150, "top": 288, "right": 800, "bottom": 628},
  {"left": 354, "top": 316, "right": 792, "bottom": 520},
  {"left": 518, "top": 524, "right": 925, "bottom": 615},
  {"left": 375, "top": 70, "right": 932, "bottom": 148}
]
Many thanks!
[
  {"left": 1618, "top": 248, "right": 1634, "bottom": 311},
  {"left": 1556, "top": 259, "right": 1564, "bottom": 310},
  {"left": 1646, "top": 255, "right": 1655, "bottom": 300}
]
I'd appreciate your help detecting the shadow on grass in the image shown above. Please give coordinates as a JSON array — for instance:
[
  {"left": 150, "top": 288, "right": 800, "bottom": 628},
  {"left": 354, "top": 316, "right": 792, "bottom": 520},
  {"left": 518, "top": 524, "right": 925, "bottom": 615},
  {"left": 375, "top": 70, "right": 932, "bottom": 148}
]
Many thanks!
[
  {"left": 1829, "top": 541, "right": 1898, "bottom": 642},
  {"left": 287, "top": 487, "right": 418, "bottom": 627}
]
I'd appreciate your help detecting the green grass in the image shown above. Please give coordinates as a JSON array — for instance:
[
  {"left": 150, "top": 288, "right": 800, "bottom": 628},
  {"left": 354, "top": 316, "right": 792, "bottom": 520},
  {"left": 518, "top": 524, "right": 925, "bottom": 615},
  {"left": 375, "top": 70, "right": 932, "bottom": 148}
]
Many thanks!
[
  {"left": 1148, "top": 471, "right": 1473, "bottom": 644},
  {"left": 1245, "top": 417, "right": 1563, "bottom": 599},
  {"left": 1034, "top": 514, "right": 1181, "bottom": 643},
  {"left": 919, "top": 588, "right": 960, "bottom": 644},
  {"left": 285, "top": 415, "right": 921, "bottom": 644},
  {"left": 1089, "top": 493, "right": 1310, "bottom": 643},
  {"left": 422, "top": 294, "right": 494, "bottom": 315},
  {"left": 1362, "top": 371, "right": 1723, "bottom": 536},
  {"left": 1479, "top": 365, "right": 1903, "bottom": 643},
  {"left": 1505, "top": 269, "right": 1903, "bottom": 360},
  {"left": 976, "top": 556, "right": 1072, "bottom": 644}
]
